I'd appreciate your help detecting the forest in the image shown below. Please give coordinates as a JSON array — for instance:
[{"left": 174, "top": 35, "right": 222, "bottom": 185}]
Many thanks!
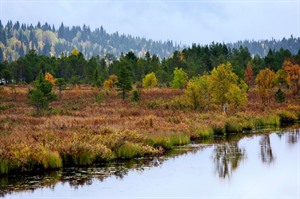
[
  {"left": 0, "top": 20, "right": 300, "bottom": 62},
  {"left": 0, "top": 42, "right": 299, "bottom": 86}
]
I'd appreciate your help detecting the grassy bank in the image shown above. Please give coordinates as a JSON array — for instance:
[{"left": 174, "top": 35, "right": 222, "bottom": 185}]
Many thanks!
[{"left": 0, "top": 85, "right": 300, "bottom": 175}]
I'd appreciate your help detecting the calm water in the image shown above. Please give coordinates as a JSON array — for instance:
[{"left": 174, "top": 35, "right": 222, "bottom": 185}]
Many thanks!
[{"left": 1, "top": 128, "right": 299, "bottom": 199}]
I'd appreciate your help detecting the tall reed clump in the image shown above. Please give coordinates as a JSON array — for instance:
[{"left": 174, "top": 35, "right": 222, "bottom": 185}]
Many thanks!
[
  {"left": 192, "top": 127, "right": 214, "bottom": 138},
  {"left": 116, "top": 142, "right": 156, "bottom": 159},
  {"left": 224, "top": 116, "right": 255, "bottom": 133},
  {"left": 148, "top": 133, "right": 190, "bottom": 150},
  {"left": 59, "top": 133, "right": 114, "bottom": 166},
  {"left": 277, "top": 110, "right": 299, "bottom": 124},
  {"left": 0, "top": 159, "right": 11, "bottom": 175},
  {"left": 252, "top": 114, "right": 280, "bottom": 128},
  {"left": 0, "top": 143, "right": 63, "bottom": 175},
  {"left": 25, "top": 144, "right": 62, "bottom": 170}
]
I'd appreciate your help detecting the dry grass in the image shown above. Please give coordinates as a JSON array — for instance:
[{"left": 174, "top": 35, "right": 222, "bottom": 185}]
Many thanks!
[{"left": 0, "top": 85, "right": 300, "bottom": 174}]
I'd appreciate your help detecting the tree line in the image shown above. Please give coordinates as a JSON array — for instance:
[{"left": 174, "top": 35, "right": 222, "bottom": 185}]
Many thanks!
[
  {"left": 0, "top": 43, "right": 299, "bottom": 86},
  {"left": 0, "top": 20, "right": 180, "bottom": 62},
  {"left": 1, "top": 43, "right": 300, "bottom": 115},
  {"left": 0, "top": 20, "right": 299, "bottom": 63}
]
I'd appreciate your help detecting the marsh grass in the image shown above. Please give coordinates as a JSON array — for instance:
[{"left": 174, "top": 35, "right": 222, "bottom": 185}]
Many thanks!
[
  {"left": 149, "top": 133, "right": 190, "bottom": 150},
  {"left": 253, "top": 115, "right": 280, "bottom": 127},
  {"left": 278, "top": 110, "right": 299, "bottom": 124},
  {"left": 192, "top": 127, "right": 214, "bottom": 138},
  {"left": 116, "top": 143, "right": 148, "bottom": 159},
  {"left": 1, "top": 85, "right": 300, "bottom": 175},
  {"left": 0, "top": 159, "right": 10, "bottom": 175},
  {"left": 41, "top": 151, "right": 62, "bottom": 169}
]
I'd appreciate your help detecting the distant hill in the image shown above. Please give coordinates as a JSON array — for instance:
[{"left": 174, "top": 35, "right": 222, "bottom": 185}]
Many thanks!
[
  {"left": 0, "top": 20, "right": 181, "bottom": 62},
  {"left": 227, "top": 36, "right": 300, "bottom": 57},
  {"left": 0, "top": 20, "right": 299, "bottom": 62}
]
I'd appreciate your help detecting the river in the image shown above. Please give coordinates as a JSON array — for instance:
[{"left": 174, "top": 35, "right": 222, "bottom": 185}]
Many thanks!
[{"left": 1, "top": 128, "right": 299, "bottom": 199}]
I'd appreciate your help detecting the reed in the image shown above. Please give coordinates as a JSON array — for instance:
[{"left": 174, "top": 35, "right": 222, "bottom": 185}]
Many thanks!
[
  {"left": 278, "top": 110, "right": 299, "bottom": 124},
  {"left": 116, "top": 143, "right": 143, "bottom": 159},
  {"left": 253, "top": 115, "right": 280, "bottom": 127},
  {"left": 41, "top": 151, "right": 63, "bottom": 169},
  {"left": 148, "top": 133, "right": 190, "bottom": 150},
  {"left": 192, "top": 127, "right": 214, "bottom": 138},
  {"left": 0, "top": 159, "right": 9, "bottom": 175}
]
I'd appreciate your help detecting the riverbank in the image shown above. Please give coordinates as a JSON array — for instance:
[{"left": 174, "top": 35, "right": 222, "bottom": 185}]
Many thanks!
[{"left": 0, "top": 85, "right": 300, "bottom": 175}]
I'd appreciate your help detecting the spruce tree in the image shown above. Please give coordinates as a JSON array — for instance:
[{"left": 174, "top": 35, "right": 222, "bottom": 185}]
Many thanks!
[{"left": 116, "top": 66, "right": 132, "bottom": 100}]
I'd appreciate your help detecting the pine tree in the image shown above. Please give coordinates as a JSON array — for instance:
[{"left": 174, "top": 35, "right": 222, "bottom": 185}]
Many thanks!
[
  {"left": 116, "top": 66, "right": 132, "bottom": 100},
  {"left": 0, "top": 48, "right": 4, "bottom": 62}
]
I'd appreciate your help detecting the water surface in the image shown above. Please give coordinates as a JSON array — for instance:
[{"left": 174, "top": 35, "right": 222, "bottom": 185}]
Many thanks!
[{"left": 1, "top": 129, "right": 299, "bottom": 199}]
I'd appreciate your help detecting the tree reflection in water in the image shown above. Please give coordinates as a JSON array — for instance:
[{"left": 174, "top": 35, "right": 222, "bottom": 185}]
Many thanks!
[
  {"left": 213, "top": 142, "right": 245, "bottom": 179},
  {"left": 260, "top": 135, "right": 275, "bottom": 164},
  {"left": 0, "top": 145, "right": 203, "bottom": 197},
  {"left": 287, "top": 129, "right": 299, "bottom": 145}
]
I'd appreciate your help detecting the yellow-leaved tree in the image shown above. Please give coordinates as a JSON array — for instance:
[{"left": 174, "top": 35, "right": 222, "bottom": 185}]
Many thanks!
[
  {"left": 282, "top": 59, "right": 300, "bottom": 95},
  {"left": 142, "top": 72, "right": 158, "bottom": 89},
  {"left": 256, "top": 68, "right": 277, "bottom": 105},
  {"left": 209, "top": 62, "right": 247, "bottom": 113},
  {"left": 103, "top": 74, "right": 118, "bottom": 91},
  {"left": 71, "top": 48, "right": 79, "bottom": 56},
  {"left": 45, "top": 72, "right": 56, "bottom": 85},
  {"left": 185, "top": 75, "right": 211, "bottom": 110}
]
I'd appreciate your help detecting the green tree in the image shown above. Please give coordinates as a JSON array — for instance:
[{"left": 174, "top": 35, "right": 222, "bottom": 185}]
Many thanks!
[
  {"left": 225, "top": 84, "right": 248, "bottom": 110},
  {"left": 28, "top": 89, "right": 49, "bottom": 116},
  {"left": 209, "top": 62, "right": 240, "bottom": 113},
  {"left": 55, "top": 78, "right": 66, "bottom": 100},
  {"left": 171, "top": 67, "right": 188, "bottom": 89},
  {"left": 93, "top": 67, "right": 102, "bottom": 88},
  {"left": 29, "top": 73, "right": 57, "bottom": 115},
  {"left": 131, "top": 89, "right": 140, "bottom": 102},
  {"left": 185, "top": 75, "right": 211, "bottom": 110},
  {"left": 142, "top": 72, "right": 158, "bottom": 89},
  {"left": 116, "top": 66, "right": 132, "bottom": 100}
]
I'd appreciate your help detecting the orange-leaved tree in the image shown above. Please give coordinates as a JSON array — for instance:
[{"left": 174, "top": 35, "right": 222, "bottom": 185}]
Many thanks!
[
  {"left": 256, "top": 68, "right": 277, "bottom": 105},
  {"left": 45, "top": 72, "right": 56, "bottom": 85},
  {"left": 103, "top": 74, "right": 118, "bottom": 91},
  {"left": 244, "top": 62, "right": 254, "bottom": 87},
  {"left": 282, "top": 59, "right": 300, "bottom": 95}
]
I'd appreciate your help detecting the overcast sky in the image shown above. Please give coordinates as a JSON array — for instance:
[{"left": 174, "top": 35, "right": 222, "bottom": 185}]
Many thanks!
[{"left": 0, "top": 0, "right": 299, "bottom": 45}]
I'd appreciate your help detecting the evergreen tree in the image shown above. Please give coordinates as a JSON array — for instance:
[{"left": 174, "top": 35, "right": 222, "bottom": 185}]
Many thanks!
[
  {"left": 93, "top": 67, "right": 102, "bottom": 87},
  {"left": 116, "top": 66, "right": 132, "bottom": 100},
  {"left": 0, "top": 48, "right": 4, "bottom": 62},
  {"left": 29, "top": 71, "right": 57, "bottom": 115}
]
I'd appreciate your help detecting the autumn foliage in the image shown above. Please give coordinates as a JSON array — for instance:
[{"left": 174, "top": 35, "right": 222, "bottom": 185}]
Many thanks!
[
  {"left": 103, "top": 74, "right": 118, "bottom": 91},
  {"left": 244, "top": 62, "right": 254, "bottom": 87},
  {"left": 282, "top": 59, "right": 300, "bottom": 95},
  {"left": 256, "top": 68, "right": 277, "bottom": 105},
  {"left": 45, "top": 72, "right": 56, "bottom": 85}
]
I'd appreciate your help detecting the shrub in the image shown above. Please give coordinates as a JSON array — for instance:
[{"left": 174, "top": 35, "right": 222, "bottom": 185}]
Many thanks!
[
  {"left": 131, "top": 89, "right": 140, "bottom": 102},
  {"left": 142, "top": 72, "right": 158, "bottom": 89},
  {"left": 96, "top": 92, "right": 104, "bottom": 104}
]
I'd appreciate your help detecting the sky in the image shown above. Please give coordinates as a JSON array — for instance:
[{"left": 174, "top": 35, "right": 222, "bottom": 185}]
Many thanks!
[{"left": 0, "top": 0, "right": 299, "bottom": 45}]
